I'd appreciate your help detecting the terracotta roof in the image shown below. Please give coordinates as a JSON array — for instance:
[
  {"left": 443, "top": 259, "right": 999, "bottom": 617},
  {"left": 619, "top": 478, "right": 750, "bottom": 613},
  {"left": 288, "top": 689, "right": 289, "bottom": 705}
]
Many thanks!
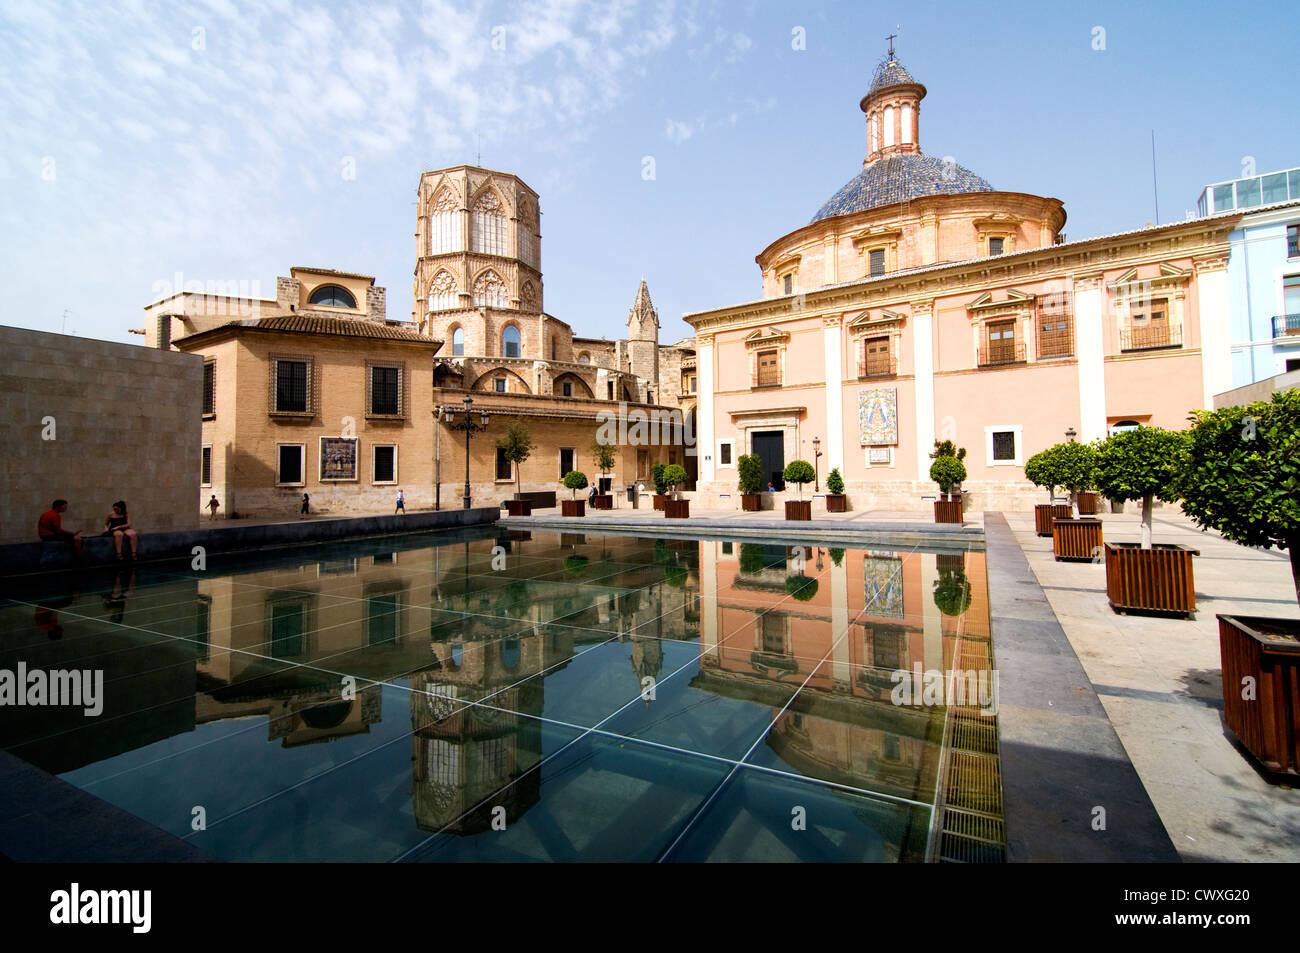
[
  {"left": 176, "top": 315, "right": 437, "bottom": 345},
  {"left": 290, "top": 266, "right": 376, "bottom": 282}
]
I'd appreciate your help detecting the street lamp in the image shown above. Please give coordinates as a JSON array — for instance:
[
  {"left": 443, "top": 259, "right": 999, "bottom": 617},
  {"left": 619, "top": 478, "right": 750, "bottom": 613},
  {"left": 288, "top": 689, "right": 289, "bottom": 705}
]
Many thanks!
[
  {"left": 812, "top": 436, "right": 822, "bottom": 492},
  {"left": 442, "top": 395, "right": 491, "bottom": 510},
  {"left": 1065, "top": 427, "right": 1077, "bottom": 443}
]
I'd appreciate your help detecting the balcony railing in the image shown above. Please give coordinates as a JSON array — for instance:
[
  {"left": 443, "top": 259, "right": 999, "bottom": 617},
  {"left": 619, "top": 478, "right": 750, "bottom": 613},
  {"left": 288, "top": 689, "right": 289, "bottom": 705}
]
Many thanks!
[
  {"left": 1119, "top": 323, "right": 1183, "bottom": 352},
  {"left": 1273, "top": 313, "right": 1300, "bottom": 338},
  {"left": 858, "top": 353, "right": 898, "bottom": 379},
  {"left": 1037, "top": 329, "right": 1074, "bottom": 359},
  {"left": 977, "top": 342, "right": 1026, "bottom": 367}
]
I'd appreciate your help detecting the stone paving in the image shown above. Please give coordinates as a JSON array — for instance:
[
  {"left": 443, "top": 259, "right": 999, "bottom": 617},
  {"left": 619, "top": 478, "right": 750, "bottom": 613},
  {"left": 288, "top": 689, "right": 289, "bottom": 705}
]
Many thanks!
[{"left": 1004, "top": 508, "right": 1300, "bottom": 862}]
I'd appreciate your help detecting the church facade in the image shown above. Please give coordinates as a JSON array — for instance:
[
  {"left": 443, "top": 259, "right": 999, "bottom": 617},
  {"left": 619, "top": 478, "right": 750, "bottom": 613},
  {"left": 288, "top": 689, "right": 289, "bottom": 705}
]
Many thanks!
[{"left": 685, "top": 53, "right": 1239, "bottom": 512}]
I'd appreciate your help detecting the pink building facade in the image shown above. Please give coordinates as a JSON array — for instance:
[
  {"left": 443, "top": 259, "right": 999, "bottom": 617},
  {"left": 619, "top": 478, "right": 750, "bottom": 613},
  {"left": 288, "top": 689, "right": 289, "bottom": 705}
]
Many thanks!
[{"left": 686, "top": 54, "right": 1239, "bottom": 512}]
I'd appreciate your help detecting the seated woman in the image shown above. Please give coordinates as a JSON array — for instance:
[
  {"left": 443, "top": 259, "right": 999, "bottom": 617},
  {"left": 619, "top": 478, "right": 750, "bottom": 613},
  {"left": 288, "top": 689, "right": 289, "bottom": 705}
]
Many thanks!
[{"left": 103, "top": 500, "right": 138, "bottom": 560}]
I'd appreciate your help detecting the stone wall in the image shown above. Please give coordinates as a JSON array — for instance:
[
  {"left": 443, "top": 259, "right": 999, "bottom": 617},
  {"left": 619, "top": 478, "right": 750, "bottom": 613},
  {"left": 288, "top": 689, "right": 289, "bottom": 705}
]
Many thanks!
[{"left": 0, "top": 325, "right": 202, "bottom": 544}]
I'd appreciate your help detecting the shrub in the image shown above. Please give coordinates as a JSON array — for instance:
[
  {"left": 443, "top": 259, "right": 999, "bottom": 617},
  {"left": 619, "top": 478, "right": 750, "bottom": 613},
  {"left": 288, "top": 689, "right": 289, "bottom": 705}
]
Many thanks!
[
  {"left": 590, "top": 437, "right": 617, "bottom": 477},
  {"left": 933, "top": 570, "right": 973, "bottom": 617},
  {"left": 564, "top": 554, "right": 589, "bottom": 576},
  {"left": 783, "top": 459, "right": 816, "bottom": 499},
  {"left": 1024, "top": 449, "right": 1058, "bottom": 503},
  {"left": 826, "top": 467, "right": 845, "bottom": 495},
  {"left": 561, "top": 470, "right": 589, "bottom": 498},
  {"left": 829, "top": 547, "right": 845, "bottom": 567},
  {"left": 929, "top": 455, "right": 967, "bottom": 496},
  {"left": 664, "top": 563, "right": 688, "bottom": 588},
  {"left": 1177, "top": 391, "right": 1300, "bottom": 605},
  {"left": 930, "top": 439, "right": 967, "bottom": 461},
  {"left": 496, "top": 418, "right": 536, "bottom": 501},
  {"left": 737, "top": 454, "right": 765, "bottom": 495},
  {"left": 1026, "top": 441, "right": 1097, "bottom": 515},
  {"left": 785, "top": 574, "right": 819, "bottom": 601},
  {"left": 1093, "top": 426, "right": 1188, "bottom": 549},
  {"left": 652, "top": 462, "right": 668, "bottom": 495},
  {"left": 739, "top": 543, "right": 767, "bottom": 576},
  {"left": 663, "top": 464, "right": 688, "bottom": 499}
]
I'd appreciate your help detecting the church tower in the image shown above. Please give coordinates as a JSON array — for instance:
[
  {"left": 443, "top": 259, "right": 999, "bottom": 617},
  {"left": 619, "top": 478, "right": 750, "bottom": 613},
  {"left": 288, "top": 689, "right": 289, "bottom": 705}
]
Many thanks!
[
  {"left": 860, "top": 39, "right": 926, "bottom": 166},
  {"left": 625, "top": 278, "right": 660, "bottom": 389}
]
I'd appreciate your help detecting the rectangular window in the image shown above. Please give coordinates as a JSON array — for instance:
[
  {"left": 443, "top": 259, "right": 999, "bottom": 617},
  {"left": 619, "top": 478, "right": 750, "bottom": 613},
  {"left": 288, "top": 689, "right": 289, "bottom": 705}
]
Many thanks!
[
  {"left": 757, "top": 349, "right": 779, "bottom": 386},
  {"left": 496, "top": 446, "right": 512, "bottom": 480},
  {"left": 274, "top": 360, "right": 309, "bottom": 413},
  {"left": 1236, "top": 177, "right": 1261, "bottom": 208},
  {"left": 373, "top": 445, "right": 396, "bottom": 483},
  {"left": 992, "top": 430, "right": 1016, "bottom": 461},
  {"left": 370, "top": 365, "right": 400, "bottom": 416},
  {"left": 690, "top": 376, "right": 697, "bottom": 393},
  {"left": 156, "top": 314, "right": 171, "bottom": 350},
  {"left": 719, "top": 441, "right": 732, "bottom": 466},
  {"left": 862, "top": 336, "right": 892, "bottom": 377},
  {"left": 1288, "top": 224, "right": 1299, "bottom": 259},
  {"left": 1213, "top": 183, "right": 1235, "bottom": 212},
  {"left": 782, "top": 273, "right": 793, "bottom": 295},
  {"left": 984, "top": 320, "right": 1017, "bottom": 364},
  {"left": 562, "top": 381, "right": 572, "bottom": 397},
  {"left": 494, "top": 377, "right": 506, "bottom": 393},
  {"left": 607, "top": 381, "right": 614, "bottom": 400},
  {"left": 988, "top": 237, "right": 1004, "bottom": 256},
  {"left": 1263, "top": 173, "right": 1289, "bottom": 204},
  {"left": 277, "top": 444, "right": 304, "bottom": 484},
  {"left": 366, "top": 594, "right": 401, "bottom": 647},
  {"left": 868, "top": 248, "right": 886, "bottom": 276},
  {"left": 559, "top": 448, "right": 574, "bottom": 479},
  {"left": 202, "top": 361, "right": 215, "bottom": 416},
  {"left": 1288, "top": 358, "right": 1300, "bottom": 373},
  {"left": 201, "top": 446, "right": 212, "bottom": 486},
  {"left": 721, "top": 541, "right": 733, "bottom": 555},
  {"left": 269, "top": 600, "right": 305, "bottom": 658}
]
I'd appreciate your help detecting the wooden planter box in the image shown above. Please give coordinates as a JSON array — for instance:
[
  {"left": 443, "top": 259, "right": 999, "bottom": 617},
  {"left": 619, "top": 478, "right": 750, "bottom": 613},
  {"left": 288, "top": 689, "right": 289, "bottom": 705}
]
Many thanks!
[
  {"left": 825, "top": 494, "right": 847, "bottom": 512},
  {"left": 505, "top": 499, "right": 532, "bottom": 517},
  {"left": 1077, "top": 492, "right": 1098, "bottom": 516},
  {"left": 561, "top": 500, "right": 585, "bottom": 517},
  {"left": 652, "top": 494, "right": 669, "bottom": 511},
  {"left": 1034, "top": 504, "right": 1072, "bottom": 537},
  {"left": 1052, "top": 518, "right": 1103, "bottom": 561},
  {"left": 1104, "top": 542, "right": 1200, "bottom": 616},
  {"left": 933, "top": 500, "right": 963, "bottom": 524},
  {"left": 560, "top": 533, "right": 586, "bottom": 546},
  {"left": 664, "top": 499, "right": 690, "bottom": 519},
  {"left": 785, "top": 500, "right": 812, "bottom": 521},
  {"left": 1219, "top": 614, "right": 1300, "bottom": 776},
  {"left": 936, "top": 553, "right": 966, "bottom": 573},
  {"left": 590, "top": 494, "right": 613, "bottom": 510},
  {"left": 741, "top": 493, "right": 762, "bottom": 512}
]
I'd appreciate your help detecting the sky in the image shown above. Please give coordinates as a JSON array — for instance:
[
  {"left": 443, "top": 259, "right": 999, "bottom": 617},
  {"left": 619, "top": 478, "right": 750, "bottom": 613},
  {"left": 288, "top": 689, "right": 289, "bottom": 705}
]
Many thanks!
[{"left": 1, "top": 0, "right": 1297, "bottom": 347}]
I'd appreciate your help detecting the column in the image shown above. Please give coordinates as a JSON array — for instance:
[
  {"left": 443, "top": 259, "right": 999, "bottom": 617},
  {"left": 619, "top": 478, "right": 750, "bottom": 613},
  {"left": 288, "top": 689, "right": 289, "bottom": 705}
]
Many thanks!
[
  {"left": 830, "top": 553, "right": 850, "bottom": 688},
  {"left": 697, "top": 334, "right": 716, "bottom": 484},
  {"left": 1196, "top": 259, "right": 1231, "bottom": 408},
  {"left": 823, "top": 316, "right": 844, "bottom": 473},
  {"left": 1074, "top": 275, "right": 1107, "bottom": 442},
  {"left": 922, "top": 556, "right": 942, "bottom": 672},
  {"left": 701, "top": 541, "right": 718, "bottom": 659},
  {"left": 912, "top": 300, "right": 935, "bottom": 479}
]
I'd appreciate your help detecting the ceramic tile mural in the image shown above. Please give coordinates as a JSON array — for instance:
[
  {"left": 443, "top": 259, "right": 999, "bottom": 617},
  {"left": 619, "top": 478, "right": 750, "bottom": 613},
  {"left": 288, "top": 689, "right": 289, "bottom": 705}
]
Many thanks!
[
  {"left": 859, "top": 387, "right": 898, "bottom": 446},
  {"left": 863, "top": 555, "right": 905, "bottom": 619}
]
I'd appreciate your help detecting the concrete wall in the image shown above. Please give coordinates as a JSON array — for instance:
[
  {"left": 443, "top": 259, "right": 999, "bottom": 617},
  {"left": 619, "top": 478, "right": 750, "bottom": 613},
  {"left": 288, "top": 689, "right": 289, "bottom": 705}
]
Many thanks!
[
  {"left": 0, "top": 325, "right": 201, "bottom": 545},
  {"left": 1213, "top": 368, "right": 1300, "bottom": 408}
]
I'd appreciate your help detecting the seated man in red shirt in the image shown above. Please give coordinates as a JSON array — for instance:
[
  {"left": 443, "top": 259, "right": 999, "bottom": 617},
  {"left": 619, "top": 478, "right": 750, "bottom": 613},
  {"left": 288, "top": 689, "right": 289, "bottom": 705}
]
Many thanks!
[{"left": 38, "top": 499, "right": 83, "bottom": 556}]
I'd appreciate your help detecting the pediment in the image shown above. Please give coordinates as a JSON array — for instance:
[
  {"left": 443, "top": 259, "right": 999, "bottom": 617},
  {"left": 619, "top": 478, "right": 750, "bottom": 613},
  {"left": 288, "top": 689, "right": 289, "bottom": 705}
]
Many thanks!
[
  {"left": 745, "top": 327, "right": 791, "bottom": 347},
  {"left": 848, "top": 308, "right": 906, "bottom": 329}
]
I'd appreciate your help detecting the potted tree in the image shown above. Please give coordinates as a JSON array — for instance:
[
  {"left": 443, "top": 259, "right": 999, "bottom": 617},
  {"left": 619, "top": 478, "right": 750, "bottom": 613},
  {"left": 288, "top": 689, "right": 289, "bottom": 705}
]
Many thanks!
[
  {"left": 1093, "top": 426, "right": 1198, "bottom": 615},
  {"left": 651, "top": 462, "right": 669, "bottom": 511},
  {"left": 933, "top": 568, "right": 973, "bottom": 617},
  {"left": 1048, "top": 440, "right": 1102, "bottom": 561},
  {"left": 497, "top": 418, "right": 536, "bottom": 516},
  {"left": 561, "top": 470, "right": 588, "bottom": 517},
  {"left": 1024, "top": 447, "right": 1071, "bottom": 536},
  {"left": 785, "top": 573, "right": 820, "bottom": 601},
  {"left": 738, "top": 453, "right": 764, "bottom": 511},
  {"left": 1178, "top": 391, "right": 1300, "bottom": 775},
  {"left": 589, "top": 437, "right": 616, "bottom": 510},
  {"left": 825, "top": 467, "right": 847, "bottom": 512},
  {"left": 929, "top": 441, "right": 967, "bottom": 524},
  {"left": 782, "top": 460, "right": 815, "bottom": 520},
  {"left": 662, "top": 464, "right": 690, "bottom": 518}
]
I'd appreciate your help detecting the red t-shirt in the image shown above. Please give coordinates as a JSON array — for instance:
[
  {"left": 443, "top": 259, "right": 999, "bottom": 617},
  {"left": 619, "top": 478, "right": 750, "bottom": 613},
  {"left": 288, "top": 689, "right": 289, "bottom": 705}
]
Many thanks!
[{"left": 37, "top": 509, "right": 64, "bottom": 538}]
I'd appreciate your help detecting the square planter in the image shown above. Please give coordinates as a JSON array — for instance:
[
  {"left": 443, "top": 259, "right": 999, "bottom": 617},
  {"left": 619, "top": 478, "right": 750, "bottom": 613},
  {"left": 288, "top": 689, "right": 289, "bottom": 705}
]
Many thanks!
[
  {"left": 652, "top": 494, "right": 669, "bottom": 511},
  {"left": 741, "top": 493, "right": 762, "bottom": 512},
  {"left": 664, "top": 499, "right": 690, "bottom": 518},
  {"left": 1034, "top": 504, "right": 1072, "bottom": 537},
  {"left": 1104, "top": 542, "right": 1200, "bottom": 616},
  {"left": 1077, "top": 492, "right": 1099, "bottom": 516},
  {"left": 590, "top": 494, "right": 613, "bottom": 510},
  {"left": 825, "top": 494, "right": 847, "bottom": 513},
  {"left": 561, "top": 500, "right": 585, "bottom": 518},
  {"left": 936, "top": 553, "right": 966, "bottom": 574},
  {"left": 933, "top": 500, "right": 963, "bottom": 524},
  {"left": 560, "top": 533, "right": 586, "bottom": 546},
  {"left": 785, "top": 500, "right": 812, "bottom": 521},
  {"left": 1218, "top": 614, "right": 1300, "bottom": 777},
  {"left": 505, "top": 500, "right": 532, "bottom": 517},
  {"left": 1052, "top": 517, "right": 1103, "bottom": 561}
]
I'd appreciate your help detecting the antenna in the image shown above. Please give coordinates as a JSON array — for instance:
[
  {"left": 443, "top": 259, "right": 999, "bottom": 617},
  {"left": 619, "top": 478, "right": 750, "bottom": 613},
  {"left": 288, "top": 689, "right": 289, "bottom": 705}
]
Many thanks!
[{"left": 1150, "top": 130, "right": 1160, "bottom": 225}]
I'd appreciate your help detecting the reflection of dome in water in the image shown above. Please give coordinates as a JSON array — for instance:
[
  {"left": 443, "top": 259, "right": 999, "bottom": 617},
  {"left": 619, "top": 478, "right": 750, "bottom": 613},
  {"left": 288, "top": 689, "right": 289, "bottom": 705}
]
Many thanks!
[{"left": 301, "top": 700, "right": 352, "bottom": 730}]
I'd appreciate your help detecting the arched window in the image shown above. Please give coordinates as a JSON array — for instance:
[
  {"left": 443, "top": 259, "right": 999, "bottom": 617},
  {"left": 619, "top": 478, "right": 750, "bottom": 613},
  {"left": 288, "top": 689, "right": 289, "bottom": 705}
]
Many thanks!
[
  {"left": 308, "top": 285, "right": 356, "bottom": 308},
  {"left": 518, "top": 201, "right": 538, "bottom": 267},
  {"left": 428, "top": 270, "right": 457, "bottom": 311},
  {"left": 428, "top": 188, "right": 461, "bottom": 254},
  {"left": 901, "top": 103, "right": 912, "bottom": 144},
  {"left": 883, "top": 105, "right": 894, "bottom": 147},
  {"left": 471, "top": 190, "right": 507, "bottom": 256},
  {"left": 578, "top": 352, "right": 590, "bottom": 364},
  {"left": 501, "top": 638, "right": 521, "bottom": 671},
  {"left": 473, "top": 270, "right": 508, "bottom": 309},
  {"left": 869, "top": 113, "right": 878, "bottom": 153},
  {"left": 520, "top": 280, "right": 539, "bottom": 312},
  {"left": 449, "top": 643, "right": 463, "bottom": 669},
  {"left": 1110, "top": 420, "right": 1142, "bottom": 435},
  {"left": 451, "top": 327, "right": 464, "bottom": 357},
  {"left": 502, "top": 325, "right": 521, "bottom": 358}
]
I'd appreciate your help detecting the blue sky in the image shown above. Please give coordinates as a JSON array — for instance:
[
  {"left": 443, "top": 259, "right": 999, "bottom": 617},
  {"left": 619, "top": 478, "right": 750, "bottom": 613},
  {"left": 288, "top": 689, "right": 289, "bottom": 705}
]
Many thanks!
[{"left": 2, "top": 0, "right": 1296, "bottom": 347}]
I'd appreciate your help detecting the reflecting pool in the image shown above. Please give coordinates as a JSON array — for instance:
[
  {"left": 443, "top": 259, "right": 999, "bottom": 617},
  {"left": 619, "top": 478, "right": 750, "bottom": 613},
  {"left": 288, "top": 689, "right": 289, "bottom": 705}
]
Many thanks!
[{"left": 0, "top": 526, "right": 1000, "bottom": 862}]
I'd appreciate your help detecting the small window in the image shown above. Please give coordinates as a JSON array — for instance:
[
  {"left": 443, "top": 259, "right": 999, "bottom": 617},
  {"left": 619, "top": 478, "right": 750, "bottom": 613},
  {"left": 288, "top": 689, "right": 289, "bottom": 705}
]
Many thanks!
[
  {"left": 719, "top": 442, "right": 732, "bottom": 466},
  {"left": 690, "top": 376, "right": 697, "bottom": 393},
  {"left": 201, "top": 446, "right": 212, "bottom": 485},
  {"left": 1288, "top": 224, "right": 1299, "bottom": 259},
  {"left": 502, "top": 325, "right": 521, "bottom": 358},
  {"left": 370, "top": 365, "right": 400, "bottom": 416},
  {"left": 202, "top": 361, "right": 215, "bottom": 416},
  {"left": 495, "top": 447, "right": 512, "bottom": 480},
  {"left": 559, "top": 448, "right": 574, "bottom": 479},
  {"left": 156, "top": 314, "right": 171, "bottom": 350},
  {"left": 607, "top": 381, "right": 614, "bottom": 400},
  {"left": 373, "top": 445, "right": 396, "bottom": 483},
  {"left": 551, "top": 337, "right": 557, "bottom": 360},
  {"left": 562, "top": 381, "right": 572, "bottom": 397},
  {"left": 277, "top": 444, "right": 304, "bottom": 484},
  {"left": 308, "top": 285, "right": 357, "bottom": 308},
  {"left": 274, "top": 360, "right": 309, "bottom": 413},
  {"left": 988, "top": 237, "right": 1004, "bottom": 256},
  {"left": 451, "top": 327, "right": 464, "bottom": 356},
  {"left": 992, "top": 431, "right": 1016, "bottom": 461},
  {"left": 868, "top": 248, "right": 886, "bottom": 276},
  {"left": 1212, "top": 183, "right": 1235, "bottom": 212},
  {"left": 782, "top": 273, "right": 793, "bottom": 295},
  {"left": 757, "top": 349, "right": 779, "bottom": 386},
  {"left": 1236, "top": 177, "right": 1261, "bottom": 208},
  {"left": 1263, "top": 173, "right": 1288, "bottom": 204},
  {"left": 721, "top": 541, "right": 733, "bottom": 555},
  {"left": 1287, "top": 358, "right": 1300, "bottom": 373},
  {"left": 494, "top": 377, "right": 506, "bottom": 393}
]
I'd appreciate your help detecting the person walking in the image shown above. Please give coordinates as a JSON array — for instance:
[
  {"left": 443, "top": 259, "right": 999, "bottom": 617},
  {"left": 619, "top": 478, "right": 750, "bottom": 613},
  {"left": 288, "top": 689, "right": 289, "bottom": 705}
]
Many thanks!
[
  {"left": 395, "top": 488, "right": 405, "bottom": 515},
  {"left": 300, "top": 493, "right": 310, "bottom": 519},
  {"left": 207, "top": 495, "right": 220, "bottom": 520}
]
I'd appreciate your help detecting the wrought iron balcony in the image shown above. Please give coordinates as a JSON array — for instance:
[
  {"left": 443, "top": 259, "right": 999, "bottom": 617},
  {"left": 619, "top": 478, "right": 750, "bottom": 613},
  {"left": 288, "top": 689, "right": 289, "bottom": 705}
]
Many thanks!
[
  {"left": 858, "top": 353, "right": 898, "bottom": 379},
  {"left": 977, "top": 342, "right": 1026, "bottom": 367},
  {"left": 1273, "top": 313, "right": 1300, "bottom": 339},
  {"left": 1119, "top": 323, "right": 1183, "bottom": 352}
]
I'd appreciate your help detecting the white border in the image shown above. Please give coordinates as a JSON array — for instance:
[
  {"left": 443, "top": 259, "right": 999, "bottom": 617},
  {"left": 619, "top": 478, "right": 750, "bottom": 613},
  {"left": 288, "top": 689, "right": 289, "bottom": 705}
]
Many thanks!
[
  {"left": 275, "top": 442, "right": 306, "bottom": 486},
  {"left": 984, "top": 424, "right": 1023, "bottom": 467},
  {"left": 372, "top": 444, "right": 398, "bottom": 484},
  {"left": 716, "top": 438, "right": 735, "bottom": 468}
]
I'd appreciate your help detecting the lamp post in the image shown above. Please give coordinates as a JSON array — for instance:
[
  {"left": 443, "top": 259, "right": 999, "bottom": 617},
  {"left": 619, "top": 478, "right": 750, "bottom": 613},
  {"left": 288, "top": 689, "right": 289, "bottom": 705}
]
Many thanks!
[
  {"left": 442, "top": 395, "right": 491, "bottom": 510},
  {"left": 1065, "top": 427, "right": 1077, "bottom": 443},
  {"left": 812, "top": 436, "right": 822, "bottom": 492}
]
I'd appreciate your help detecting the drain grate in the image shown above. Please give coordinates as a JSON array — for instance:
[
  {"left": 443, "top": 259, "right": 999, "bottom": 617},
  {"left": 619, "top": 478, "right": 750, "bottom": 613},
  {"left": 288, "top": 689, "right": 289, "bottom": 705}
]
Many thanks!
[
  {"left": 946, "top": 750, "right": 1002, "bottom": 814},
  {"left": 939, "top": 808, "right": 1006, "bottom": 863},
  {"left": 948, "top": 713, "right": 999, "bottom": 755}
]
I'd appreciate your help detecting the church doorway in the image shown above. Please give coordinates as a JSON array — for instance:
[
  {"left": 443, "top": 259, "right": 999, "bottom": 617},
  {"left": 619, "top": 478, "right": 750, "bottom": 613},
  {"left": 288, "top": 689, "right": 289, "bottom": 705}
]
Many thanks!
[{"left": 752, "top": 430, "right": 785, "bottom": 490}]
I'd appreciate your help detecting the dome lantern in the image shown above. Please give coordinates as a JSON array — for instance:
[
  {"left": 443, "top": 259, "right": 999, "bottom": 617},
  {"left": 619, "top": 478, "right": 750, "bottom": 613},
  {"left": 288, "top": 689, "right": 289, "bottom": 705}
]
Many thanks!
[{"left": 859, "top": 43, "right": 926, "bottom": 166}]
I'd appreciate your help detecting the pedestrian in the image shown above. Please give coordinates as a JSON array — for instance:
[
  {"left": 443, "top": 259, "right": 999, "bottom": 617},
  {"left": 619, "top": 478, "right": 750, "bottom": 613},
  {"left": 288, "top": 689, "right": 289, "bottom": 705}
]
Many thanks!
[
  {"left": 207, "top": 495, "right": 220, "bottom": 520},
  {"left": 395, "top": 487, "right": 405, "bottom": 514},
  {"left": 37, "top": 499, "right": 83, "bottom": 558},
  {"left": 102, "top": 500, "right": 139, "bottom": 560},
  {"left": 300, "top": 493, "right": 310, "bottom": 518}
]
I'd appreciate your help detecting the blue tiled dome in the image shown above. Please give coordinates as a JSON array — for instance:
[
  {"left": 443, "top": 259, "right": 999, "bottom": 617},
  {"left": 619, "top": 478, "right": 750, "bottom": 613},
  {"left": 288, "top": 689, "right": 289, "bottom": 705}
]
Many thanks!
[
  {"left": 811, "top": 154, "right": 994, "bottom": 223},
  {"left": 869, "top": 60, "right": 917, "bottom": 93}
]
